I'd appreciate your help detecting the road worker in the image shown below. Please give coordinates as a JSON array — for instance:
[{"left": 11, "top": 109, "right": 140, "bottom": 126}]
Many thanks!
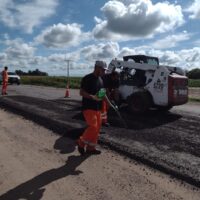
[
  {"left": 77, "top": 60, "right": 107, "bottom": 155},
  {"left": 1, "top": 66, "right": 8, "bottom": 95},
  {"left": 101, "top": 70, "right": 120, "bottom": 127}
]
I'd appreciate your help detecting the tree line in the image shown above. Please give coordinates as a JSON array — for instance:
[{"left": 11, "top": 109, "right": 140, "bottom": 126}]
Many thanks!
[
  {"left": 15, "top": 69, "right": 48, "bottom": 76},
  {"left": 14, "top": 68, "right": 200, "bottom": 79},
  {"left": 186, "top": 68, "right": 200, "bottom": 79}
]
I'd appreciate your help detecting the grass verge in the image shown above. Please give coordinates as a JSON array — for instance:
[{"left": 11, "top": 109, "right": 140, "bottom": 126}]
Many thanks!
[
  {"left": 21, "top": 76, "right": 81, "bottom": 89},
  {"left": 189, "top": 97, "right": 200, "bottom": 103},
  {"left": 189, "top": 79, "right": 200, "bottom": 87}
]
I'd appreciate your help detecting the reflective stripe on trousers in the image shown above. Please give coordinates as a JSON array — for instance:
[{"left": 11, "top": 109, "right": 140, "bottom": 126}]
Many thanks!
[
  {"left": 79, "top": 109, "right": 102, "bottom": 149},
  {"left": 2, "top": 81, "right": 8, "bottom": 94},
  {"left": 79, "top": 138, "right": 97, "bottom": 147},
  {"left": 101, "top": 99, "right": 109, "bottom": 123},
  {"left": 101, "top": 112, "right": 107, "bottom": 120}
]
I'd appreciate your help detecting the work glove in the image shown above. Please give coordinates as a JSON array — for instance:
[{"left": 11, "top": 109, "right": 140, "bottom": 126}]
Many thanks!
[{"left": 96, "top": 88, "right": 106, "bottom": 100}]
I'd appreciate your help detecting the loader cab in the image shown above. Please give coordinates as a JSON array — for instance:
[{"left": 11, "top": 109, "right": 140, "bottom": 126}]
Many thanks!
[
  {"left": 123, "top": 55, "right": 159, "bottom": 66},
  {"left": 120, "top": 67, "right": 146, "bottom": 87}
]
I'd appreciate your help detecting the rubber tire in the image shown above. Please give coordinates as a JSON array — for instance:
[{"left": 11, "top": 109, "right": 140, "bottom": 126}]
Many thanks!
[
  {"left": 128, "top": 92, "right": 152, "bottom": 114},
  {"left": 157, "top": 105, "right": 173, "bottom": 112},
  {"left": 114, "top": 94, "right": 123, "bottom": 107}
]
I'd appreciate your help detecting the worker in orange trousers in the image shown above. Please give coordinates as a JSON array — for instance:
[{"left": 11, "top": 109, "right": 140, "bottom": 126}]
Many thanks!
[
  {"left": 1, "top": 66, "right": 8, "bottom": 95},
  {"left": 77, "top": 60, "right": 107, "bottom": 155},
  {"left": 101, "top": 71, "right": 120, "bottom": 127}
]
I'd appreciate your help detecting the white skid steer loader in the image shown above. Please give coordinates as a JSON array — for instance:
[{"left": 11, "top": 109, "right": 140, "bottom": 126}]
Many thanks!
[{"left": 108, "top": 55, "right": 188, "bottom": 113}]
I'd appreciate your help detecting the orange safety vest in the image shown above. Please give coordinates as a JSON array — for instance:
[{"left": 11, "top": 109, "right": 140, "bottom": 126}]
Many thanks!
[{"left": 2, "top": 70, "right": 8, "bottom": 82}]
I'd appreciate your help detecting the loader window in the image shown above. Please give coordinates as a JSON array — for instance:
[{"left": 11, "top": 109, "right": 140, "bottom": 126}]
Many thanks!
[
  {"left": 120, "top": 68, "right": 146, "bottom": 87},
  {"left": 123, "top": 55, "right": 159, "bottom": 66},
  {"left": 147, "top": 58, "right": 159, "bottom": 66},
  {"left": 120, "top": 68, "right": 130, "bottom": 84},
  {"left": 133, "top": 70, "right": 146, "bottom": 87}
]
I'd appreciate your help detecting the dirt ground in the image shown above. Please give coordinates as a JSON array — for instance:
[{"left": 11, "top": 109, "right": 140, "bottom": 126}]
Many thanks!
[{"left": 0, "top": 109, "right": 200, "bottom": 200}]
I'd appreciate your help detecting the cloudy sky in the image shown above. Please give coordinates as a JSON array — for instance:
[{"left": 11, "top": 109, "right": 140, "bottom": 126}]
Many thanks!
[{"left": 0, "top": 0, "right": 200, "bottom": 76}]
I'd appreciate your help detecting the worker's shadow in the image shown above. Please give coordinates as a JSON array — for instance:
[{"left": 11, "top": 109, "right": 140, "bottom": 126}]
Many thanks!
[
  {"left": 0, "top": 154, "right": 90, "bottom": 200},
  {"left": 0, "top": 131, "right": 88, "bottom": 200},
  {"left": 53, "top": 127, "right": 85, "bottom": 154},
  {"left": 54, "top": 136, "right": 76, "bottom": 154}
]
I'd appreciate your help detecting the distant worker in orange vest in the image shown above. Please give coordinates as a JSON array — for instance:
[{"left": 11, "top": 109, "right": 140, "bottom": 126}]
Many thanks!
[
  {"left": 77, "top": 60, "right": 107, "bottom": 155},
  {"left": 1, "top": 66, "right": 8, "bottom": 95},
  {"left": 101, "top": 70, "right": 120, "bottom": 127}
]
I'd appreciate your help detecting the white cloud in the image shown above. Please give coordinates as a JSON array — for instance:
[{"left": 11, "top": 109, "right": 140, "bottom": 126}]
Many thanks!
[
  {"left": 158, "top": 48, "right": 200, "bottom": 70},
  {"left": 93, "top": 0, "right": 184, "bottom": 41},
  {"left": 35, "top": 23, "right": 90, "bottom": 48},
  {"left": 48, "top": 52, "right": 80, "bottom": 63},
  {"left": 48, "top": 54, "right": 65, "bottom": 62},
  {"left": 80, "top": 44, "right": 200, "bottom": 71},
  {"left": 0, "top": 53, "right": 7, "bottom": 63},
  {"left": 0, "top": 38, "right": 36, "bottom": 70},
  {"left": 5, "top": 42, "right": 35, "bottom": 60},
  {"left": 90, "top": 43, "right": 199, "bottom": 70},
  {"left": 159, "top": 51, "right": 182, "bottom": 66},
  {"left": 1, "top": 36, "right": 199, "bottom": 75},
  {"left": 0, "top": 0, "right": 58, "bottom": 33},
  {"left": 80, "top": 42, "right": 119, "bottom": 61},
  {"left": 28, "top": 56, "right": 47, "bottom": 65},
  {"left": 117, "top": 47, "right": 136, "bottom": 58},
  {"left": 151, "top": 32, "right": 191, "bottom": 49},
  {"left": 117, "top": 46, "right": 200, "bottom": 70},
  {"left": 186, "top": 0, "right": 200, "bottom": 19}
]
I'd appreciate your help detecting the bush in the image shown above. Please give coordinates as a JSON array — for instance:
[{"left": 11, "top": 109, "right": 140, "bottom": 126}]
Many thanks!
[{"left": 187, "top": 68, "right": 200, "bottom": 79}]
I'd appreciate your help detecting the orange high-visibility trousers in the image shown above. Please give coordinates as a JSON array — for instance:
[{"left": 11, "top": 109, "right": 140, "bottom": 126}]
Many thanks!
[
  {"left": 79, "top": 110, "right": 102, "bottom": 150},
  {"left": 2, "top": 81, "right": 8, "bottom": 95},
  {"left": 101, "top": 99, "right": 109, "bottom": 124}
]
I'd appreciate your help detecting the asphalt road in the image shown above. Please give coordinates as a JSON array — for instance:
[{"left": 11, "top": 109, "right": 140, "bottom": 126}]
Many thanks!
[
  {"left": 1, "top": 109, "right": 199, "bottom": 200},
  {"left": 6, "top": 84, "right": 200, "bottom": 116},
  {"left": 7, "top": 84, "right": 80, "bottom": 100},
  {"left": 1, "top": 84, "right": 200, "bottom": 188}
]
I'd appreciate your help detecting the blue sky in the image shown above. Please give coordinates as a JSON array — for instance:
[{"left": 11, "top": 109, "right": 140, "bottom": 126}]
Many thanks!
[{"left": 0, "top": 0, "right": 200, "bottom": 76}]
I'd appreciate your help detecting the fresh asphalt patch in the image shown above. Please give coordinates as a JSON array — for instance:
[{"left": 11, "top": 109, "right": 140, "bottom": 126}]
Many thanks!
[{"left": 0, "top": 95, "right": 200, "bottom": 187}]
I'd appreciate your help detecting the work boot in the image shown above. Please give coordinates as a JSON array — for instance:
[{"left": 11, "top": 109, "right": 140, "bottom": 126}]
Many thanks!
[
  {"left": 78, "top": 146, "right": 85, "bottom": 155},
  {"left": 86, "top": 149, "right": 101, "bottom": 155},
  {"left": 102, "top": 122, "right": 110, "bottom": 127},
  {"left": 77, "top": 139, "right": 85, "bottom": 155}
]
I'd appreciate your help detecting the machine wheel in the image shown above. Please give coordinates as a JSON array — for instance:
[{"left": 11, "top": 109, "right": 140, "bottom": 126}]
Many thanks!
[
  {"left": 115, "top": 93, "right": 123, "bottom": 107},
  {"left": 157, "top": 105, "right": 173, "bottom": 112},
  {"left": 128, "top": 92, "right": 152, "bottom": 113},
  {"left": 111, "top": 89, "right": 123, "bottom": 107}
]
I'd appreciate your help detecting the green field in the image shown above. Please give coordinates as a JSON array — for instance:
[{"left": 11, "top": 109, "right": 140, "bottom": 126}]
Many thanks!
[
  {"left": 21, "top": 76, "right": 81, "bottom": 89},
  {"left": 189, "top": 97, "right": 200, "bottom": 103},
  {"left": 188, "top": 79, "right": 200, "bottom": 87},
  {"left": 21, "top": 76, "right": 200, "bottom": 88},
  {"left": 20, "top": 76, "right": 200, "bottom": 102}
]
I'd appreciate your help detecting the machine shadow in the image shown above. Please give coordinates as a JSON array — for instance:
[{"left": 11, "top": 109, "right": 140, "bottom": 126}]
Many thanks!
[
  {"left": 108, "top": 105, "right": 182, "bottom": 130},
  {"left": 71, "top": 105, "right": 182, "bottom": 130}
]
